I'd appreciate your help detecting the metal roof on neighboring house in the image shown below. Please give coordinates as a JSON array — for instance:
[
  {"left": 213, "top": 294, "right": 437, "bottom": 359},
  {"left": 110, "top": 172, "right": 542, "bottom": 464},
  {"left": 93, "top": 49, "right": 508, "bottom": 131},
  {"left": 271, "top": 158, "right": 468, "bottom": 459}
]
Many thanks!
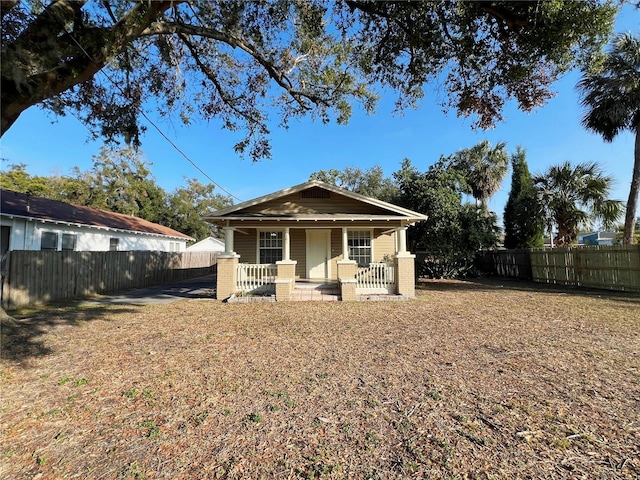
[{"left": 0, "top": 189, "right": 191, "bottom": 239}]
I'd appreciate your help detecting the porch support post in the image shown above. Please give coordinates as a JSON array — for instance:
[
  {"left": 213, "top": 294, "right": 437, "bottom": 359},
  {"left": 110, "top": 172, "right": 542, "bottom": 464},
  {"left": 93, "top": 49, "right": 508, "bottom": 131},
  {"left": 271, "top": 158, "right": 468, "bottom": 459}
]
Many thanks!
[
  {"left": 284, "top": 227, "right": 291, "bottom": 261},
  {"left": 223, "top": 227, "right": 235, "bottom": 254},
  {"left": 395, "top": 253, "right": 416, "bottom": 298},
  {"left": 216, "top": 253, "right": 240, "bottom": 300},
  {"left": 396, "top": 226, "right": 408, "bottom": 254},
  {"left": 275, "top": 258, "right": 297, "bottom": 302},
  {"left": 342, "top": 227, "right": 349, "bottom": 260},
  {"left": 337, "top": 259, "right": 357, "bottom": 301}
]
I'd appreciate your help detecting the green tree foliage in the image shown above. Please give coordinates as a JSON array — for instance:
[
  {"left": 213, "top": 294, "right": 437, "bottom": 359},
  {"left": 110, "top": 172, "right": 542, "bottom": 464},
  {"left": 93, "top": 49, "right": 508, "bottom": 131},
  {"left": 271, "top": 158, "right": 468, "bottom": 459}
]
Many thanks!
[
  {"left": 81, "top": 147, "right": 168, "bottom": 221},
  {"left": 1, "top": 1, "right": 616, "bottom": 159},
  {"left": 0, "top": 153, "right": 231, "bottom": 241},
  {"left": 393, "top": 159, "right": 500, "bottom": 278},
  {"left": 0, "top": 163, "right": 54, "bottom": 197},
  {"left": 533, "top": 161, "right": 624, "bottom": 246},
  {"left": 394, "top": 158, "right": 464, "bottom": 254},
  {"left": 578, "top": 33, "right": 640, "bottom": 245},
  {"left": 503, "top": 148, "right": 544, "bottom": 249},
  {"left": 309, "top": 165, "right": 398, "bottom": 202},
  {"left": 162, "top": 179, "right": 233, "bottom": 240},
  {"left": 449, "top": 140, "right": 509, "bottom": 212}
]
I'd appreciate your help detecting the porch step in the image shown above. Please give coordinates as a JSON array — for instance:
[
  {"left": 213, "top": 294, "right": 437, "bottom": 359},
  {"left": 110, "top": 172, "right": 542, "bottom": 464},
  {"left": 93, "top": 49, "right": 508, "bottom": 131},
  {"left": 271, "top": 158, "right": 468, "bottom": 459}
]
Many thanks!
[
  {"left": 294, "top": 282, "right": 337, "bottom": 290},
  {"left": 291, "top": 282, "right": 340, "bottom": 301}
]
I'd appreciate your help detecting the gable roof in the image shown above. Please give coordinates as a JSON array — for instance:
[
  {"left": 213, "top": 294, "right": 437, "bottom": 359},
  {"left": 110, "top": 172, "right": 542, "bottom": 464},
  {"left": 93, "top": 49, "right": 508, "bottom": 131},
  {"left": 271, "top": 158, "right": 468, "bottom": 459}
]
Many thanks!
[
  {"left": 204, "top": 180, "right": 427, "bottom": 223},
  {"left": 1, "top": 189, "right": 191, "bottom": 239},
  {"left": 186, "top": 236, "right": 225, "bottom": 251}
]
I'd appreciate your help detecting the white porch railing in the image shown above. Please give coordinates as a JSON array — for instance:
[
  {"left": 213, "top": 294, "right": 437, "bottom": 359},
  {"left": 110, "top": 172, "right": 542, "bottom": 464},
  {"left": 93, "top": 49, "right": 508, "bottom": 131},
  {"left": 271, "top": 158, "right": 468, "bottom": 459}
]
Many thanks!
[
  {"left": 237, "top": 263, "right": 277, "bottom": 293},
  {"left": 356, "top": 263, "right": 396, "bottom": 294}
]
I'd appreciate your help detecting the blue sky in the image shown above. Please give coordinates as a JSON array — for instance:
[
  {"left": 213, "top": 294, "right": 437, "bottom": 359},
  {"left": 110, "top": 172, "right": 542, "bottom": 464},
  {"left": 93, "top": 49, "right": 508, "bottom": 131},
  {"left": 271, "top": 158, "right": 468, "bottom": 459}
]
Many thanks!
[{"left": 1, "top": 4, "right": 638, "bottom": 225}]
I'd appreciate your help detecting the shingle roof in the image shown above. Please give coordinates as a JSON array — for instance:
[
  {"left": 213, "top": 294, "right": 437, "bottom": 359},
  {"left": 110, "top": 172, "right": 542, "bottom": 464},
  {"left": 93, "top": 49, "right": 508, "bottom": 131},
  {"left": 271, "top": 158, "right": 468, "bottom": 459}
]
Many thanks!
[{"left": 0, "top": 189, "right": 191, "bottom": 239}]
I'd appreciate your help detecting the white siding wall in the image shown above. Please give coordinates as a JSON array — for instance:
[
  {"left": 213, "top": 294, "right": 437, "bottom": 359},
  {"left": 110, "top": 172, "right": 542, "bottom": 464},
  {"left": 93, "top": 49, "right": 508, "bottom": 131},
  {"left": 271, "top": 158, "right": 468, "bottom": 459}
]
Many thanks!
[
  {"left": 0, "top": 217, "right": 187, "bottom": 252},
  {"left": 186, "top": 237, "right": 225, "bottom": 252}
]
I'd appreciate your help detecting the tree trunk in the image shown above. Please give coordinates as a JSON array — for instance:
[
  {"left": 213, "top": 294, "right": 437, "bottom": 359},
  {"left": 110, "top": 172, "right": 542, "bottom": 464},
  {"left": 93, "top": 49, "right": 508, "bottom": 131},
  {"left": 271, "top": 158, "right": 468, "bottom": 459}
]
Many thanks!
[
  {"left": 0, "top": 1, "right": 177, "bottom": 137},
  {"left": 623, "top": 125, "right": 639, "bottom": 245}
]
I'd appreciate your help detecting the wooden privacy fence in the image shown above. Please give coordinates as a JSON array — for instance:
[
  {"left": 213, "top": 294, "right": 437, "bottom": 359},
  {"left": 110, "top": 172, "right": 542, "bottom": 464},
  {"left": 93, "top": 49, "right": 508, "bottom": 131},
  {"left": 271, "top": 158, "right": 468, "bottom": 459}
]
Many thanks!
[
  {"left": 530, "top": 245, "right": 640, "bottom": 292},
  {"left": 1, "top": 250, "right": 218, "bottom": 308},
  {"left": 478, "top": 245, "right": 640, "bottom": 293},
  {"left": 476, "top": 249, "right": 532, "bottom": 280}
]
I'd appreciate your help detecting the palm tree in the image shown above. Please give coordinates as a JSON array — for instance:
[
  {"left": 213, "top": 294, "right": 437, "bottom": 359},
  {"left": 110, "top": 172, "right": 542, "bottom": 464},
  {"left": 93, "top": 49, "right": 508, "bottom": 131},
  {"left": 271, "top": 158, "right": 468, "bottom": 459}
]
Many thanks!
[
  {"left": 534, "top": 161, "right": 623, "bottom": 246},
  {"left": 578, "top": 33, "right": 640, "bottom": 245},
  {"left": 452, "top": 140, "right": 509, "bottom": 212}
]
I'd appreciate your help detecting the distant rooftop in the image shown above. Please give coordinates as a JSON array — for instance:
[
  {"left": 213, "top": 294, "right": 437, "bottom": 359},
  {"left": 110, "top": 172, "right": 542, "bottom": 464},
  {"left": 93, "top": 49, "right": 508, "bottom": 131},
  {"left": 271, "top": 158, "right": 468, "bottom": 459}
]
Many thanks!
[{"left": 1, "top": 189, "right": 190, "bottom": 239}]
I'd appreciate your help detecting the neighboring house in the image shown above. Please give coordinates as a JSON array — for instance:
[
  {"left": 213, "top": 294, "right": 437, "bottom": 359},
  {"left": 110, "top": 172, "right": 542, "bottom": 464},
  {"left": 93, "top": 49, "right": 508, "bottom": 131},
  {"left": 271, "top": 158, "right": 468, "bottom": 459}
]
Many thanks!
[
  {"left": 186, "top": 236, "right": 225, "bottom": 253},
  {"left": 0, "top": 189, "right": 192, "bottom": 254},
  {"left": 203, "top": 180, "right": 427, "bottom": 301},
  {"left": 578, "top": 231, "right": 617, "bottom": 246}
]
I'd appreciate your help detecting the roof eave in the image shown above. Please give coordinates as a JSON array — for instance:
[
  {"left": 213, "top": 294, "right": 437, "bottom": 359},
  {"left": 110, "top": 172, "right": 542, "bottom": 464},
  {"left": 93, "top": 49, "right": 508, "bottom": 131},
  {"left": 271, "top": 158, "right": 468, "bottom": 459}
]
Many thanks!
[
  {"left": 204, "top": 180, "right": 427, "bottom": 219},
  {"left": 204, "top": 215, "right": 428, "bottom": 223},
  {"left": 0, "top": 212, "right": 194, "bottom": 241}
]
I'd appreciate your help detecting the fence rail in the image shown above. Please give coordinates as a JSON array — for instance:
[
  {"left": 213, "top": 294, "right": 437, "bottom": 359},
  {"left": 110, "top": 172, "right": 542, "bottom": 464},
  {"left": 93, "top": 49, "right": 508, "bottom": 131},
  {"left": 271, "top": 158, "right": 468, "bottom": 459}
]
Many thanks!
[
  {"left": 2, "top": 250, "right": 218, "bottom": 308},
  {"left": 236, "top": 263, "right": 277, "bottom": 293},
  {"left": 478, "top": 245, "right": 640, "bottom": 293},
  {"left": 356, "top": 262, "right": 396, "bottom": 293}
]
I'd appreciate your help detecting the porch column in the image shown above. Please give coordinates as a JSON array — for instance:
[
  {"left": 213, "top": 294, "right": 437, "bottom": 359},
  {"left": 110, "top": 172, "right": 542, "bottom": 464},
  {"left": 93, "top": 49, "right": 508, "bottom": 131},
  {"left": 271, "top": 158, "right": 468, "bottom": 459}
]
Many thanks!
[
  {"left": 223, "top": 227, "right": 235, "bottom": 254},
  {"left": 283, "top": 227, "right": 291, "bottom": 261},
  {"left": 395, "top": 252, "right": 416, "bottom": 298},
  {"left": 216, "top": 253, "right": 240, "bottom": 300},
  {"left": 396, "top": 226, "right": 408, "bottom": 254},
  {"left": 342, "top": 227, "right": 349, "bottom": 260}
]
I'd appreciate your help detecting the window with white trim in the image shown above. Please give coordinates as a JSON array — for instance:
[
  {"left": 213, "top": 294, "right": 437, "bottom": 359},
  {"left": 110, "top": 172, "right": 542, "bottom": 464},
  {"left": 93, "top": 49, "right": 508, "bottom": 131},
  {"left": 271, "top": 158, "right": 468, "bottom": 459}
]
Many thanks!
[
  {"left": 109, "top": 238, "right": 119, "bottom": 251},
  {"left": 348, "top": 230, "right": 372, "bottom": 267},
  {"left": 259, "top": 231, "right": 283, "bottom": 264},
  {"left": 62, "top": 233, "right": 76, "bottom": 251},
  {"left": 41, "top": 231, "right": 58, "bottom": 251}
]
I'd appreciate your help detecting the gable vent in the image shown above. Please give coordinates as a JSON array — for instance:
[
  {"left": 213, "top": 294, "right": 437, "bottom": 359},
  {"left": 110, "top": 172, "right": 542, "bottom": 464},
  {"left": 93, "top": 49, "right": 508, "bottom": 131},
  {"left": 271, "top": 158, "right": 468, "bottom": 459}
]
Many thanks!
[{"left": 301, "top": 187, "right": 330, "bottom": 199}]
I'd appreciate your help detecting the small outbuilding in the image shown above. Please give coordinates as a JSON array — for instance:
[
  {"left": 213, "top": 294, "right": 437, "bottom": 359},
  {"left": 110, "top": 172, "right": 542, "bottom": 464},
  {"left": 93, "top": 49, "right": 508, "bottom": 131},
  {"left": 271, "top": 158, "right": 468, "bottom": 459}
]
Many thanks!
[{"left": 186, "top": 236, "right": 226, "bottom": 253}]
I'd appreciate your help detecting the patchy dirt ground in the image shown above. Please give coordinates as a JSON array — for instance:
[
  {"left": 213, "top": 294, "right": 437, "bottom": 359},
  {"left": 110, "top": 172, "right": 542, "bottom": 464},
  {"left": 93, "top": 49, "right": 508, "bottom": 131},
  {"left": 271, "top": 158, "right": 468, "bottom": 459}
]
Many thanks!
[{"left": 1, "top": 278, "right": 639, "bottom": 479}]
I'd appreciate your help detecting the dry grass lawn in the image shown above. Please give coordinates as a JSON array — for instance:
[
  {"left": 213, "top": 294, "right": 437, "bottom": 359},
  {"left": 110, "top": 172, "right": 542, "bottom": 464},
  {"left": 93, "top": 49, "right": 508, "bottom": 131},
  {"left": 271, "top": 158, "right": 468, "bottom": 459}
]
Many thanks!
[{"left": 1, "top": 278, "right": 639, "bottom": 479}]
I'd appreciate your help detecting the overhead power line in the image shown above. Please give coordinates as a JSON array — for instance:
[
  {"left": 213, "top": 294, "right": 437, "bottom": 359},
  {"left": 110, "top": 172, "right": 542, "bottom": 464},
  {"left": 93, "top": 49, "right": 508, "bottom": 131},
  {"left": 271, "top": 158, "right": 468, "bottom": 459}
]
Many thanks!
[{"left": 30, "top": 0, "right": 244, "bottom": 202}]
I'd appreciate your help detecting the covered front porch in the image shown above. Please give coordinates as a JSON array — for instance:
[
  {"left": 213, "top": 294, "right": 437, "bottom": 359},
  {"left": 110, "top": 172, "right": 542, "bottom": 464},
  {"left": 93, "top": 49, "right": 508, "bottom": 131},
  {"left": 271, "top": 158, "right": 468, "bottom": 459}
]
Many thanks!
[
  {"left": 216, "top": 225, "right": 415, "bottom": 302},
  {"left": 203, "top": 180, "right": 427, "bottom": 302}
]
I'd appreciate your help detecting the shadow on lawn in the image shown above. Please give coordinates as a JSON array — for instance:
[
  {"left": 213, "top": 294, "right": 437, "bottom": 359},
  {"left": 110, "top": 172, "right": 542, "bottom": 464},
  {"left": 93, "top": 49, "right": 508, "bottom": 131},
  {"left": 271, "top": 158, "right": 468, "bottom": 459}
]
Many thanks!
[
  {"left": 417, "top": 276, "right": 640, "bottom": 305},
  {"left": 1, "top": 304, "right": 137, "bottom": 365}
]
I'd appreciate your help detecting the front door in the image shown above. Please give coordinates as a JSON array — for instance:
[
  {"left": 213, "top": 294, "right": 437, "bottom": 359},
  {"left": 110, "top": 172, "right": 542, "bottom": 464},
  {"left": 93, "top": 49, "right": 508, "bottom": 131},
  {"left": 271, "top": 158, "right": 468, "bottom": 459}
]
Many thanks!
[{"left": 306, "top": 229, "right": 330, "bottom": 279}]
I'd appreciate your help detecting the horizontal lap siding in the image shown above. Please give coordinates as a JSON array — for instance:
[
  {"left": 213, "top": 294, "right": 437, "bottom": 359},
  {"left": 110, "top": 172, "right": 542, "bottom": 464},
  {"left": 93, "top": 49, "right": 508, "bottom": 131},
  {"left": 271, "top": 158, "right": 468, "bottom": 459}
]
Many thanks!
[
  {"left": 235, "top": 229, "right": 257, "bottom": 263},
  {"left": 290, "top": 229, "right": 306, "bottom": 278},
  {"left": 330, "top": 229, "right": 344, "bottom": 280},
  {"left": 243, "top": 192, "right": 392, "bottom": 215},
  {"left": 373, "top": 230, "right": 395, "bottom": 262}
]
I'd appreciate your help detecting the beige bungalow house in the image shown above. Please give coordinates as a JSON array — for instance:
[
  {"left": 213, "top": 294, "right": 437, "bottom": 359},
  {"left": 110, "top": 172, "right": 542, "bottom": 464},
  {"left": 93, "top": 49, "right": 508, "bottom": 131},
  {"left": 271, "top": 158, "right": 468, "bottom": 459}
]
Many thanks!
[{"left": 204, "top": 180, "right": 427, "bottom": 301}]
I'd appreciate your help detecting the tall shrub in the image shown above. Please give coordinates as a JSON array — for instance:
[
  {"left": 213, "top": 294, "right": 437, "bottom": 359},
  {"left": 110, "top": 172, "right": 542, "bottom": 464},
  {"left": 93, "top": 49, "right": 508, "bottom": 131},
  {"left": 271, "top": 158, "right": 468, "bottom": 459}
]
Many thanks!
[{"left": 503, "top": 148, "right": 544, "bottom": 248}]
